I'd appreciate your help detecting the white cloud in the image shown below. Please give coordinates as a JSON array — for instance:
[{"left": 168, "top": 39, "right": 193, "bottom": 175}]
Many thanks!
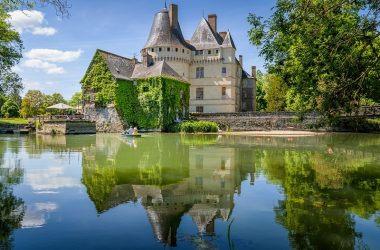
[
  {"left": 22, "top": 202, "right": 58, "bottom": 229},
  {"left": 25, "top": 49, "right": 83, "bottom": 63},
  {"left": 31, "top": 27, "right": 57, "bottom": 36},
  {"left": 23, "top": 59, "right": 65, "bottom": 74},
  {"left": 7, "top": 10, "right": 57, "bottom": 36}
]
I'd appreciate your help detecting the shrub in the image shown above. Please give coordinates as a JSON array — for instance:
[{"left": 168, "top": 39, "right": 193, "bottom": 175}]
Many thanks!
[
  {"left": 179, "top": 121, "right": 219, "bottom": 133},
  {"left": 1, "top": 99, "right": 19, "bottom": 118}
]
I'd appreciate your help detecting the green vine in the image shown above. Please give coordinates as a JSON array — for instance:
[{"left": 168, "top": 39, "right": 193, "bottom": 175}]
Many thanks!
[{"left": 81, "top": 50, "right": 190, "bottom": 130}]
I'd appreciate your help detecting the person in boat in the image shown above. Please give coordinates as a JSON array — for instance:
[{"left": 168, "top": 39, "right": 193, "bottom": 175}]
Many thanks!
[
  {"left": 133, "top": 127, "right": 138, "bottom": 135},
  {"left": 126, "top": 126, "right": 133, "bottom": 135}
]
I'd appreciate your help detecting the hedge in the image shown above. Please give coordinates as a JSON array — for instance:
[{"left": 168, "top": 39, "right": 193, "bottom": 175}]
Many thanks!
[{"left": 178, "top": 121, "right": 219, "bottom": 133}]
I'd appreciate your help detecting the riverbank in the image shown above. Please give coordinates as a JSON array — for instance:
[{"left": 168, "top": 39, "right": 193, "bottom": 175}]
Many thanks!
[{"left": 214, "top": 130, "right": 325, "bottom": 137}]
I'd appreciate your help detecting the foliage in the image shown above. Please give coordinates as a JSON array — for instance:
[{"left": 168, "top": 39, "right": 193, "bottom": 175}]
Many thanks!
[
  {"left": 0, "top": 8, "right": 23, "bottom": 99},
  {"left": 1, "top": 99, "right": 19, "bottom": 118},
  {"left": 262, "top": 74, "right": 287, "bottom": 111},
  {"left": 82, "top": 51, "right": 190, "bottom": 130},
  {"left": 255, "top": 70, "right": 267, "bottom": 111},
  {"left": 178, "top": 121, "right": 219, "bottom": 133},
  {"left": 81, "top": 51, "right": 117, "bottom": 107},
  {"left": 248, "top": 0, "right": 380, "bottom": 122},
  {"left": 68, "top": 92, "right": 82, "bottom": 107},
  {"left": 0, "top": 0, "right": 70, "bottom": 17},
  {"left": 20, "top": 90, "right": 46, "bottom": 118}
]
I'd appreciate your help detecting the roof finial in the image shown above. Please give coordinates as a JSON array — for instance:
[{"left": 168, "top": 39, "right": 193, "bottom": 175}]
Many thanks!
[
  {"left": 165, "top": 0, "right": 167, "bottom": 9},
  {"left": 202, "top": 9, "right": 205, "bottom": 18}
]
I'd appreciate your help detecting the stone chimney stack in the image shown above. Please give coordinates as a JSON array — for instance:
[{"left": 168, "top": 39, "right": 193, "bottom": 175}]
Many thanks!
[
  {"left": 239, "top": 55, "right": 243, "bottom": 67},
  {"left": 208, "top": 14, "right": 217, "bottom": 33},
  {"left": 252, "top": 66, "right": 257, "bottom": 79},
  {"left": 142, "top": 50, "right": 153, "bottom": 67},
  {"left": 169, "top": 4, "right": 178, "bottom": 28}
]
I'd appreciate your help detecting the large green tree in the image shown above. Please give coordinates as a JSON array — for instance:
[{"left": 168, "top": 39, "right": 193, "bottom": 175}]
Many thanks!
[
  {"left": 20, "top": 90, "right": 46, "bottom": 117},
  {"left": 248, "top": 0, "right": 380, "bottom": 120}
]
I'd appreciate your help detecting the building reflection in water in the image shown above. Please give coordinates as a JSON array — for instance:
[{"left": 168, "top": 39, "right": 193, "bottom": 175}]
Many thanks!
[{"left": 81, "top": 134, "right": 256, "bottom": 247}]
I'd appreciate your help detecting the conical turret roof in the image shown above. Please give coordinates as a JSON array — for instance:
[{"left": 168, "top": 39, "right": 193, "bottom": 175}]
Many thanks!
[{"left": 144, "top": 9, "right": 187, "bottom": 49}]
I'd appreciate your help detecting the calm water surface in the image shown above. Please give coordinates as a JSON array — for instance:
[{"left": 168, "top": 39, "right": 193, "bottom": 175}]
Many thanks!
[{"left": 0, "top": 133, "right": 379, "bottom": 250}]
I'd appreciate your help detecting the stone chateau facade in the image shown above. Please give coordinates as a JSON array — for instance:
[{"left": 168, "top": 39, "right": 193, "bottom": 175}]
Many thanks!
[{"left": 142, "top": 4, "right": 256, "bottom": 113}]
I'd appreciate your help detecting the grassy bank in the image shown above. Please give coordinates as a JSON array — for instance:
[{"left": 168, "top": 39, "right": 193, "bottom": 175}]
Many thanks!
[{"left": 0, "top": 118, "right": 28, "bottom": 125}]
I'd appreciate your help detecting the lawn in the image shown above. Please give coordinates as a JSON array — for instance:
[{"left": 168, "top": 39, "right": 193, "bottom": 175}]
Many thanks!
[{"left": 0, "top": 118, "right": 29, "bottom": 125}]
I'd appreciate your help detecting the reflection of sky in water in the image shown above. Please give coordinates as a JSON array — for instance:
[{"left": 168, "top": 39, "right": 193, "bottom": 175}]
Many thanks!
[
  {"left": 22, "top": 202, "right": 58, "bottom": 229},
  {"left": 0, "top": 134, "right": 379, "bottom": 250}
]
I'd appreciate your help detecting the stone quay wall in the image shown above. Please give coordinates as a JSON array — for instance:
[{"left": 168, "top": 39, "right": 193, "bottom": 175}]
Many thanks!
[
  {"left": 38, "top": 120, "right": 96, "bottom": 135},
  {"left": 83, "top": 104, "right": 124, "bottom": 133},
  {"left": 192, "top": 112, "right": 319, "bottom": 131},
  {"left": 0, "top": 124, "right": 29, "bottom": 134}
]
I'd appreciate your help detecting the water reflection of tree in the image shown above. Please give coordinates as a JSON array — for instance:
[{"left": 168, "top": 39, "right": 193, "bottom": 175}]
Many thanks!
[
  {"left": 260, "top": 148, "right": 380, "bottom": 250},
  {"left": 0, "top": 138, "right": 25, "bottom": 250}
]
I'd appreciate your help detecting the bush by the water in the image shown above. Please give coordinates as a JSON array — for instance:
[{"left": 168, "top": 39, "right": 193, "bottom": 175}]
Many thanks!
[{"left": 178, "top": 121, "right": 219, "bottom": 133}]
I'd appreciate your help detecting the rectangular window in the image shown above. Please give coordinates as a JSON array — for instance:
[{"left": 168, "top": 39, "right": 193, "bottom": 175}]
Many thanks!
[
  {"left": 182, "top": 49, "right": 185, "bottom": 53},
  {"left": 222, "top": 67, "right": 227, "bottom": 76},
  {"left": 196, "top": 106, "right": 204, "bottom": 113},
  {"left": 222, "top": 87, "right": 227, "bottom": 99},
  {"left": 151, "top": 48, "right": 154, "bottom": 52},
  {"left": 175, "top": 48, "right": 178, "bottom": 52},
  {"left": 195, "top": 177, "right": 203, "bottom": 187},
  {"left": 159, "top": 48, "right": 162, "bottom": 52},
  {"left": 216, "top": 49, "right": 219, "bottom": 54},
  {"left": 196, "top": 67, "right": 204, "bottom": 79},
  {"left": 195, "top": 50, "right": 204, "bottom": 56},
  {"left": 167, "top": 47, "right": 170, "bottom": 52},
  {"left": 196, "top": 88, "right": 204, "bottom": 100},
  {"left": 208, "top": 50, "right": 211, "bottom": 55}
]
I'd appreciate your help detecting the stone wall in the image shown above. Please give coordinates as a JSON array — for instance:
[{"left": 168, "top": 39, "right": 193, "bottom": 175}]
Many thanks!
[
  {"left": 192, "top": 112, "right": 319, "bottom": 131},
  {"left": 38, "top": 121, "right": 96, "bottom": 135},
  {"left": 0, "top": 124, "right": 29, "bottom": 134},
  {"left": 83, "top": 104, "right": 124, "bottom": 133}
]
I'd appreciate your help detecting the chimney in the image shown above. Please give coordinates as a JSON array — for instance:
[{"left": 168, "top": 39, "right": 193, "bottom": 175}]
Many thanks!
[
  {"left": 142, "top": 50, "right": 153, "bottom": 67},
  {"left": 239, "top": 55, "right": 243, "bottom": 67},
  {"left": 169, "top": 4, "right": 178, "bottom": 28},
  {"left": 219, "top": 31, "right": 227, "bottom": 40},
  {"left": 252, "top": 66, "right": 257, "bottom": 79},
  {"left": 208, "top": 14, "right": 217, "bottom": 33}
]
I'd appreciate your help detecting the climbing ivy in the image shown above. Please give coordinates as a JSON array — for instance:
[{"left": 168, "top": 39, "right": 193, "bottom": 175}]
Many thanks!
[
  {"left": 81, "top": 51, "right": 116, "bottom": 107},
  {"left": 81, "top": 51, "right": 190, "bottom": 130}
]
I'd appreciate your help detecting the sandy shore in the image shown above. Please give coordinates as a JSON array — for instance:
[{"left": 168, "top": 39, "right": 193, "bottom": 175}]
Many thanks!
[{"left": 215, "top": 130, "right": 325, "bottom": 137}]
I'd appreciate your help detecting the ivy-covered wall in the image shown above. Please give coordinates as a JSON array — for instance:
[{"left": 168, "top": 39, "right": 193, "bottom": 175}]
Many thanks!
[
  {"left": 81, "top": 51, "right": 190, "bottom": 131},
  {"left": 115, "top": 77, "right": 190, "bottom": 130}
]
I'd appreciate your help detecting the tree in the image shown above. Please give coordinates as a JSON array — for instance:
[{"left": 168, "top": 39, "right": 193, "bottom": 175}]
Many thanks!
[
  {"left": 0, "top": 8, "right": 23, "bottom": 98},
  {"left": 248, "top": 0, "right": 380, "bottom": 121},
  {"left": 0, "top": 0, "right": 70, "bottom": 17},
  {"left": 68, "top": 92, "right": 82, "bottom": 107},
  {"left": 1, "top": 99, "right": 19, "bottom": 118},
  {"left": 20, "top": 90, "right": 46, "bottom": 118},
  {"left": 256, "top": 70, "right": 267, "bottom": 111},
  {"left": 263, "top": 74, "right": 287, "bottom": 112}
]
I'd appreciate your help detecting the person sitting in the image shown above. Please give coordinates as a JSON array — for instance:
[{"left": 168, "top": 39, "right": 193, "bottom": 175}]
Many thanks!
[
  {"left": 133, "top": 127, "right": 138, "bottom": 135},
  {"left": 126, "top": 126, "right": 133, "bottom": 135}
]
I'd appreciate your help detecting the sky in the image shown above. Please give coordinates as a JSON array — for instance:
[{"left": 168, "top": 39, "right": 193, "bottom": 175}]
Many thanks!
[{"left": 8, "top": 0, "right": 277, "bottom": 99}]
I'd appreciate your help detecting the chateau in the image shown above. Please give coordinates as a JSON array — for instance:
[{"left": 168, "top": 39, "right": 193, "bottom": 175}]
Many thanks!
[
  {"left": 142, "top": 4, "right": 256, "bottom": 113},
  {"left": 82, "top": 4, "right": 256, "bottom": 131}
]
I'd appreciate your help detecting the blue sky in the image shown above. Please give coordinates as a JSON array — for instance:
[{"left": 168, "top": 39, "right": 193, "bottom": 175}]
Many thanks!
[{"left": 10, "top": 0, "right": 276, "bottom": 99}]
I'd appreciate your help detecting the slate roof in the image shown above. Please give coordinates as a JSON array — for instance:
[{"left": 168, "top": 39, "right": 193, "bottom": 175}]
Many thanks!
[
  {"left": 222, "top": 31, "right": 236, "bottom": 49},
  {"left": 190, "top": 18, "right": 222, "bottom": 50},
  {"left": 144, "top": 9, "right": 190, "bottom": 49},
  {"left": 131, "top": 60, "right": 187, "bottom": 82},
  {"left": 98, "top": 49, "right": 136, "bottom": 80}
]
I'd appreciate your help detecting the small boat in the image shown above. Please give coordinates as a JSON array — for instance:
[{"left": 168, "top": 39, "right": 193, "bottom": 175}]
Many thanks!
[{"left": 122, "top": 133, "right": 142, "bottom": 138}]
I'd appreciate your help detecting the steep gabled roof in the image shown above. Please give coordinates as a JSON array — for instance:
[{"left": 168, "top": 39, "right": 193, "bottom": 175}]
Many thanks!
[
  {"left": 222, "top": 31, "right": 236, "bottom": 49},
  {"left": 131, "top": 61, "right": 187, "bottom": 82},
  {"left": 144, "top": 9, "right": 187, "bottom": 49},
  {"left": 190, "top": 18, "right": 222, "bottom": 50},
  {"left": 98, "top": 49, "right": 137, "bottom": 80}
]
